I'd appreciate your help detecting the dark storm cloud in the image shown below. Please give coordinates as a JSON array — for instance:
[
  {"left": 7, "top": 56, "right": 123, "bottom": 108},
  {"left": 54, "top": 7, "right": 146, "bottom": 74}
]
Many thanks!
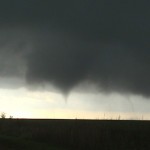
[{"left": 0, "top": 0, "right": 150, "bottom": 96}]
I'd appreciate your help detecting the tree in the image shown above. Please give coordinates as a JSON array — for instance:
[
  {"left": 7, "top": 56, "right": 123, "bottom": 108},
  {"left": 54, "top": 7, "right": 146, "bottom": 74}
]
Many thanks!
[
  {"left": 9, "top": 115, "right": 13, "bottom": 119},
  {"left": 1, "top": 112, "right": 6, "bottom": 119}
]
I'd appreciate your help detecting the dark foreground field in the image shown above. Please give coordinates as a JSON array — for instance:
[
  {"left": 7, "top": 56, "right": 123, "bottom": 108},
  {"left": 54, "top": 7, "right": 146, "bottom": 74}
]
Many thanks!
[{"left": 0, "top": 119, "right": 149, "bottom": 150}]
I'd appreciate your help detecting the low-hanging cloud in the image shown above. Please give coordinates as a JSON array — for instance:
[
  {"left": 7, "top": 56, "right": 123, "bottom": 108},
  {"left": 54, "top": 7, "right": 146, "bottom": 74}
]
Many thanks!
[{"left": 0, "top": 0, "right": 150, "bottom": 97}]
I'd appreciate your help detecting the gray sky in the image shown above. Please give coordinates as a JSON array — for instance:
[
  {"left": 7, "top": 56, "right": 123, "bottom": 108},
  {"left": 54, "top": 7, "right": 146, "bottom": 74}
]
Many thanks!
[{"left": 0, "top": 0, "right": 150, "bottom": 119}]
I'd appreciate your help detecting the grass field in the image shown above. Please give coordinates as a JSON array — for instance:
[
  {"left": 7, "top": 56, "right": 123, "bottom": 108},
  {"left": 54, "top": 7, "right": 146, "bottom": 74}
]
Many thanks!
[{"left": 0, "top": 119, "right": 149, "bottom": 150}]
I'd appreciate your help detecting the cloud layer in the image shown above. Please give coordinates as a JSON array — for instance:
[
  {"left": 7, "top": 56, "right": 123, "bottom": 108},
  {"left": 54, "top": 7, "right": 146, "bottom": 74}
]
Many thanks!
[{"left": 0, "top": 0, "right": 150, "bottom": 96}]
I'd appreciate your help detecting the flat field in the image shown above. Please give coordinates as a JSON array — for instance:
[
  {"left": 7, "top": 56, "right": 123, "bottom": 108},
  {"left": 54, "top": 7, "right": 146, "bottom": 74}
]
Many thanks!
[{"left": 0, "top": 119, "right": 149, "bottom": 150}]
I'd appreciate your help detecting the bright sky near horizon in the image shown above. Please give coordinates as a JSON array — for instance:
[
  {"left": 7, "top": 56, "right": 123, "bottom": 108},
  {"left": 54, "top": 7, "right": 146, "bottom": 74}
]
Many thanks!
[{"left": 0, "top": 87, "right": 150, "bottom": 120}]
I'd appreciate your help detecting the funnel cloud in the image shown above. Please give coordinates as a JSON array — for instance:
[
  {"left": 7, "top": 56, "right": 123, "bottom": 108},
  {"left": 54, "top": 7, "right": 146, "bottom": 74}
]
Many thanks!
[{"left": 0, "top": 0, "right": 150, "bottom": 97}]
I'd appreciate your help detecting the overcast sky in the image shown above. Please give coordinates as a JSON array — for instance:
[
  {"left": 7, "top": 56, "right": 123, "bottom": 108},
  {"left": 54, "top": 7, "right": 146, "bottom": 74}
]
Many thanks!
[{"left": 0, "top": 0, "right": 150, "bottom": 119}]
